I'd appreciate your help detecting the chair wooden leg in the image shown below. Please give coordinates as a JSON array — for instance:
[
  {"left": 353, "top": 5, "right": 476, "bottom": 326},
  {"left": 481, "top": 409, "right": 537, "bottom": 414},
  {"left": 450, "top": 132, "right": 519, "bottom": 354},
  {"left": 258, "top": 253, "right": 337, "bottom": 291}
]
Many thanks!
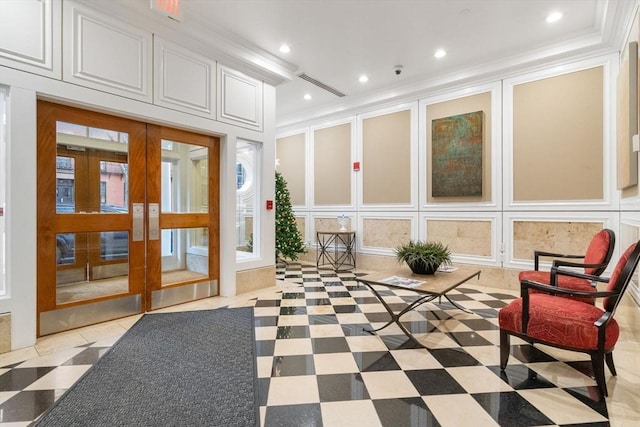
[
  {"left": 500, "top": 329, "right": 510, "bottom": 370},
  {"left": 605, "top": 352, "right": 617, "bottom": 376},
  {"left": 590, "top": 352, "right": 608, "bottom": 397}
]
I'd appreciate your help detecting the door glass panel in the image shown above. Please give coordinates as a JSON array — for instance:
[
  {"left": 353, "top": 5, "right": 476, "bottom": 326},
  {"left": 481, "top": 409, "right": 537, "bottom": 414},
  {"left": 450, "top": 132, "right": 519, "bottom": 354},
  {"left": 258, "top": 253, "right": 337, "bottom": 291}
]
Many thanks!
[
  {"left": 161, "top": 140, "right": 208, "bottom": 213},
  {"left": 54, "top": 120, "right": 130, "bottom": 305},
  {"left": 56, "top": 231, "right": 129, "bottom": 304},
  {"left": 56, "top": 121, "right": 128, "bottom": 214},
  {"left": 161, "top": 227, "right": 208, "bottom": 287}
]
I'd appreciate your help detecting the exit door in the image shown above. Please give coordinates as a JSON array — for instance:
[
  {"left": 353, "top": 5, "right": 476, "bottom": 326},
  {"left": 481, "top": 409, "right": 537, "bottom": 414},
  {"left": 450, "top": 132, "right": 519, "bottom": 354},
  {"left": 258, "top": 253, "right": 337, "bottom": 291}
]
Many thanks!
[{"left": 36, "top": 101, "right": 219, "bottom": 336}]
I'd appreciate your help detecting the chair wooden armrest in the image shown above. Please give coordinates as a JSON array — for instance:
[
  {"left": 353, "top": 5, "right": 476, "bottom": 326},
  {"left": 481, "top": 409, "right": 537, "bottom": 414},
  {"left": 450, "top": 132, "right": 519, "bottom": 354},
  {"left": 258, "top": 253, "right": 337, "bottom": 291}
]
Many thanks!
[
  {"left": 549, "top": 260, "right": 610, "bottom": 286},
  {"left": 520, "top": 279, "right": 615, "bottom": 299},
  {"left": 533, "top": 250, "right": 584, "bottom": 270},
  {"left": 550, "top": 266, "right": 610, "bottom": 284}
]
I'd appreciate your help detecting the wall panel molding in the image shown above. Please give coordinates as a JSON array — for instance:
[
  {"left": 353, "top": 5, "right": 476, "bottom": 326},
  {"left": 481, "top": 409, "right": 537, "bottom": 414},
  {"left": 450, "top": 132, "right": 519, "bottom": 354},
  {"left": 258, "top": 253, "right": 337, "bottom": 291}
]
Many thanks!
[
  {"left": 419, "top": 82, "right": 502, "bottom": 211},
  {"left": 63, "top": 1, "right": 152, "bottom": 102},
  {"left": 0, "top": 0, "right": 61, "bottom": 78},
  {"left": 217, "top": 65, "right": 263, "bottom": 131},
  {"left": 276, "top": 129, "right": 308, "bottom": 208},
  {"left": 311, "top": 118, "right": 356, "bottom": 209},
  {"left": 421, "top": 212, "right": 500, "bottom": 266},
  {"left": 154, "top": 37, "right": 215, "bottom": 119},
  {"left": 357, "top": 103, "right": 418, "bottom": 211},
  {"left": 356, "top": 212, "right": 418, "bottom": 256},
  {"left": 503, "top": 55, "right": 618, "bottom": 211},
  {"left": 503, "top": 212, "right": 619, "bottom": 271}
]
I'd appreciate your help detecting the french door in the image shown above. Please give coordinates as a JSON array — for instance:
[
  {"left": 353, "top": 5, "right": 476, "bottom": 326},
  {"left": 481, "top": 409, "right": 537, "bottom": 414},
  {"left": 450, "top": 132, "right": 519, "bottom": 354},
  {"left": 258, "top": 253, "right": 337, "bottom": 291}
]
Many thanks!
[{"left": 36, "top": 101, "right": 219, "bottom": 336}]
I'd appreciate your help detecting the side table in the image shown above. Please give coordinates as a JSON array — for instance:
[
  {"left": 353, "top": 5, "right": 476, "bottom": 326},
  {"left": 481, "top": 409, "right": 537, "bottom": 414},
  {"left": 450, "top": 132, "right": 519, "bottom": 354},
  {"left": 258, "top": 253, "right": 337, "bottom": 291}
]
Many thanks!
[{"left": 316, "top": 231, "right": 356, "bottom": 271}]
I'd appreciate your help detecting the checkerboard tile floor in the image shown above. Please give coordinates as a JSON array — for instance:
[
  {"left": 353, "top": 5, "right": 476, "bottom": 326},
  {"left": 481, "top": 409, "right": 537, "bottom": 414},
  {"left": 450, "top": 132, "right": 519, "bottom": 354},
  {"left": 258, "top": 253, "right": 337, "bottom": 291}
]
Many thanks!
[{"left": 0, "top": 262, "right": 635, "bottom": 426}]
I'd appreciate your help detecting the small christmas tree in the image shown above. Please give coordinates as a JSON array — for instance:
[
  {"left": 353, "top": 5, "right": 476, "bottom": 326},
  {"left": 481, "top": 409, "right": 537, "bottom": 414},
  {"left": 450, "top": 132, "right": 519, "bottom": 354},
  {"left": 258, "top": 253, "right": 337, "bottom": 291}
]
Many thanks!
[{"left": 275, "top": 171, "right": 306, "bottom": 262}]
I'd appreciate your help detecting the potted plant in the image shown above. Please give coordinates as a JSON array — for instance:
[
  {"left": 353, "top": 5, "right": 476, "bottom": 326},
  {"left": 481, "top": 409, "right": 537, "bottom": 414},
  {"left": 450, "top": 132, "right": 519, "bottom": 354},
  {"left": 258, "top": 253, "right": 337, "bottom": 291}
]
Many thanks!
[{"left": 394, "top": 240, "right": 452, "bottom": 275}]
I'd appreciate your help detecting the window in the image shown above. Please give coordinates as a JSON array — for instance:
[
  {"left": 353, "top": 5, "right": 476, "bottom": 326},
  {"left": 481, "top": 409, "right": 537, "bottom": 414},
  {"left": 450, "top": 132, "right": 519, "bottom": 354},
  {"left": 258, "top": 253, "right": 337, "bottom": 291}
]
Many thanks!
[
  {"left": 236, "top": 162, "right": 246, "bottom": 189},
  {"left": 0, "top": 87, "right": 6, "bottom": 296},
  {"left": 236, "top": 140, "right": 261, "bottom": 260}
]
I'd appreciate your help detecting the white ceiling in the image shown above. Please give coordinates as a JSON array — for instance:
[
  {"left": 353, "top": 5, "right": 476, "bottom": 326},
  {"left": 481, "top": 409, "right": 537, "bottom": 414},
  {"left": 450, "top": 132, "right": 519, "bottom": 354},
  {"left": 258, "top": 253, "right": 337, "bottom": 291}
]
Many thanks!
[{"left": 108, "top": 0, "right": 634, "bottom": 126}]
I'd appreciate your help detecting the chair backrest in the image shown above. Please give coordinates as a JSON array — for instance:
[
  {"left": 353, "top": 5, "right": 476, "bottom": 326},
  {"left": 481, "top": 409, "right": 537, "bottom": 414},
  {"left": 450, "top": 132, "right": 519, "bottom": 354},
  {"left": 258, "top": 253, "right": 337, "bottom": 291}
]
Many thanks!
[
  {"left": 603, "top": 241, "right": 640, "bottom": 313},
  {"left": 584, "top": 229, "right": 615, "bottom": 275}
]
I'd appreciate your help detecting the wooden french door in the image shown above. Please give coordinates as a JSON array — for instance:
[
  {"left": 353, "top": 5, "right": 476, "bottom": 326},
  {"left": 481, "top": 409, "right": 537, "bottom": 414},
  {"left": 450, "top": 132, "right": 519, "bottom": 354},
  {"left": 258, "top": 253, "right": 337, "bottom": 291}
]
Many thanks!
[{"left": 36, "top": 101, "right": 219, "bottom": 336}]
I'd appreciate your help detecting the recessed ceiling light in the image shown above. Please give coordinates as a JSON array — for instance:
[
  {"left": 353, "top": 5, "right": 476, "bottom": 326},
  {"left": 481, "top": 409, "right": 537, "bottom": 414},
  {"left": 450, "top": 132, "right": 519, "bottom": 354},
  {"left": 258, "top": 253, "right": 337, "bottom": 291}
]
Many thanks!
[
  {"left": 359, "top": 74, "right": 369, "bottom": 83},
  {"left": 434, "top": 49, "right": 447, "bottom": 59},
  {"left": 303, "top": 94, "right": 312, "bottom": 100},
  {"left": 279, "top": 44, "right": 291, "bottom": 54},
  {"left": 546, "top": 11, "right": 562, "bottom": 23}
]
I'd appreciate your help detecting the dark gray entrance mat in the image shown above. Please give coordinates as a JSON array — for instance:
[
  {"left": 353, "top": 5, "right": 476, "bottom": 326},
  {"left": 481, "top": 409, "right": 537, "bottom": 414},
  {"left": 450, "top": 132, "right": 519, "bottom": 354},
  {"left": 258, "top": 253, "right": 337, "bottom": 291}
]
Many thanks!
[{"left": 33, "top": 307, "right": 258, "bottom": 426}]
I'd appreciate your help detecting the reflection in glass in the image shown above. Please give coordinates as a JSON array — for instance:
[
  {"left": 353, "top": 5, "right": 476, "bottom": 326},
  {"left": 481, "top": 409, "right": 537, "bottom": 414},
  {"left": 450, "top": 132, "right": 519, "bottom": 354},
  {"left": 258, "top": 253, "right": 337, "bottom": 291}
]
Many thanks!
[
  {"left": 161, "top": 140, "right": 208, "bottom": 213},
  {"left": 57, "top": 121, "right": 128, "bottom": 144},
  {"left": 236, "top": 141, "right": 261, "bottom": 259},
  {"left": 56, "top": 231, "right": 129, "bottom": 304},
  {"left": 56, "top": 233, "right": 75, "bottom": 265},
  {"left": 101, "top": 231, "right": 129, "bottom": 261},
  {"left": 161, "top": 227, "right": 208, "bottom": 287},
  {"left": 100, "top": 161, "right": 128, "bottom": 212},
  {"left": 56, "top": 157, "right": 75, "bottom": 210},
  {"left": 56, "top": 121, "right": 128, "bottom": 214}
]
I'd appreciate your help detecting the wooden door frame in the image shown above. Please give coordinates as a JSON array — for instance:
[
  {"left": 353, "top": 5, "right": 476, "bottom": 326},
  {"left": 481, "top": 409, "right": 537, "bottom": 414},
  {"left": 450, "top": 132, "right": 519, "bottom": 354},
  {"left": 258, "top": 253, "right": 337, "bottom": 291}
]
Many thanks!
[{"left": 36, "top": 102, "right": 220, "bottom": 335}]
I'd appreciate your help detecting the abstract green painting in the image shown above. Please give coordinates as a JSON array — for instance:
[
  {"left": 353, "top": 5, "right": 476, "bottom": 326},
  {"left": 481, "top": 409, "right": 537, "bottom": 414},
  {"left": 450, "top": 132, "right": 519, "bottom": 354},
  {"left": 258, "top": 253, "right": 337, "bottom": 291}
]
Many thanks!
[{"left": 431, "top": 111, "right": 483, "bottom": 197}]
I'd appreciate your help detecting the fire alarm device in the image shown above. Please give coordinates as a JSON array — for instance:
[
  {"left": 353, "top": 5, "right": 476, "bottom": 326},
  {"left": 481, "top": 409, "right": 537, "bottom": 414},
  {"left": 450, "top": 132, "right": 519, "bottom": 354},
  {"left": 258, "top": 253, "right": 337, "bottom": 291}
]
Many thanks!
[
  {"left": 266, "top": 200, "right": 273, "bottom": 210},
  {"left": 353, "top": 161, "right": 360, "bottom": 171}
]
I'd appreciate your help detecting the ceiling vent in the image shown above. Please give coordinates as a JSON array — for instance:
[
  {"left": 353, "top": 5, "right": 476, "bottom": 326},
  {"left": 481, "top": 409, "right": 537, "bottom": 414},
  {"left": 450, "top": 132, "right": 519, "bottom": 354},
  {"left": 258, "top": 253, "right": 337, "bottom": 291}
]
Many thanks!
[{"left": 298, "top": 73, "right": 346, "bottom": 97}]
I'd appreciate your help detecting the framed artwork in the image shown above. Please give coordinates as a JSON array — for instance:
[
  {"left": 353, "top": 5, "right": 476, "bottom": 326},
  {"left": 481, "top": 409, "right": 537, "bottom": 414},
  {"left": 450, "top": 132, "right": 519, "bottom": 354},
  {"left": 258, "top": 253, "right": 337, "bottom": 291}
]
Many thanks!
[{"left": 431, "top": 110, "right": 483, "bottom": 197}]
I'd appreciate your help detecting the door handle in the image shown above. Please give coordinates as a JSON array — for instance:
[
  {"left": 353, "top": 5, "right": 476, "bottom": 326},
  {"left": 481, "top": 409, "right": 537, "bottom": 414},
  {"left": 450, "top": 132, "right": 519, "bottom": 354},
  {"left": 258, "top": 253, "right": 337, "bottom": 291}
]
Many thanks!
[
  {"left": 148, "top": 203, "right": 160, "bottom": 240},
  {"left": 132, "top": 203, "right": 144, "bottom": 241}
]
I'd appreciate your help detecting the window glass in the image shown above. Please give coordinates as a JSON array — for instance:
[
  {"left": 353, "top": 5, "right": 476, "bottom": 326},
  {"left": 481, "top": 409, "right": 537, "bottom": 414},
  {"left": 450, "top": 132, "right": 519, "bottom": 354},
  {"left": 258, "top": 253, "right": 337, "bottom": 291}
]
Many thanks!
[
  {"left": 236, "top": 140, "right": 261, "bottom": 260},
  {"left": 0, "top": 87, "right": 6, "bottom": 296}
]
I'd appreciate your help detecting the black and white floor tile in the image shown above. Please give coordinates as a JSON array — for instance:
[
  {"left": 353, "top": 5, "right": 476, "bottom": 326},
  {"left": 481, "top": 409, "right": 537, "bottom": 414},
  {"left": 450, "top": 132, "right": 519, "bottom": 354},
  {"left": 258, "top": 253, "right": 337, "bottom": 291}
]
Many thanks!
[{"left": 0, "top": 262, "right": 636, "bottom": 426}]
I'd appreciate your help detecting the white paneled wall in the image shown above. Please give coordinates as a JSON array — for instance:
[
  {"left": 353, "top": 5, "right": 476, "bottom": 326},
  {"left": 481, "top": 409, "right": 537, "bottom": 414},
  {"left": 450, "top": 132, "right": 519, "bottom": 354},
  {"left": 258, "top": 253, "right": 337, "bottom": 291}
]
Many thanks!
[
  {"left": 0, "top": 0, "right": 279, "bottom": 350},
  {"left": 279, "top": 54, "right": 640, "bottom": 278},
  {"left": 0, "top": 0, "right": 61, "bottom": 78},
  {"left": 217, "top": 65, "right": 264, "bottom": 131},
  {"left": 153, "top": 37, "right": 216, "bottom": 119},
  {"left": 63, "top": 1, "right": 153, "bottom": 102},
  {"left": 2, "top": 0, "right": 264, "bottom": 131}
]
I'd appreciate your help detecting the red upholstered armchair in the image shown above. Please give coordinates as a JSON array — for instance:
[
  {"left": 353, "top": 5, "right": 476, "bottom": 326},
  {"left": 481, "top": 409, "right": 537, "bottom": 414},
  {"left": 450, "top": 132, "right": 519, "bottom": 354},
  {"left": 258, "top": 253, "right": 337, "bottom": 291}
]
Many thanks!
[
  {"left": 518, "top": 229, "right": 615, "bottom": 303},
  {"left": 500, "top": 241, "right": 640, "bottom": 397}
]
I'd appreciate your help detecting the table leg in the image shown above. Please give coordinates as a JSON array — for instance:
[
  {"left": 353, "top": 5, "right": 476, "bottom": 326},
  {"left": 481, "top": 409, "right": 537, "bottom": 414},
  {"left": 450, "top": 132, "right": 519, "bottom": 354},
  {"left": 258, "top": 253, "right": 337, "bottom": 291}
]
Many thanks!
[
  {"left": 441, "top": 295, "right": 474, "bottom": 314},
  {"left": 359, "top": 281, "right": 439, "bottom": 342}
]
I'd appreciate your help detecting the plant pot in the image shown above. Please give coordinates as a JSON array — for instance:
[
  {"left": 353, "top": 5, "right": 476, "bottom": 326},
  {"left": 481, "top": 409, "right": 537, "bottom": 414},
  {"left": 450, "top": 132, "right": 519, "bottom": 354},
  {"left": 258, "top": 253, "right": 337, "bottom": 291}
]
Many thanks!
[{"left": 407, "top": 262, "right": 439, "bottom": 275}]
